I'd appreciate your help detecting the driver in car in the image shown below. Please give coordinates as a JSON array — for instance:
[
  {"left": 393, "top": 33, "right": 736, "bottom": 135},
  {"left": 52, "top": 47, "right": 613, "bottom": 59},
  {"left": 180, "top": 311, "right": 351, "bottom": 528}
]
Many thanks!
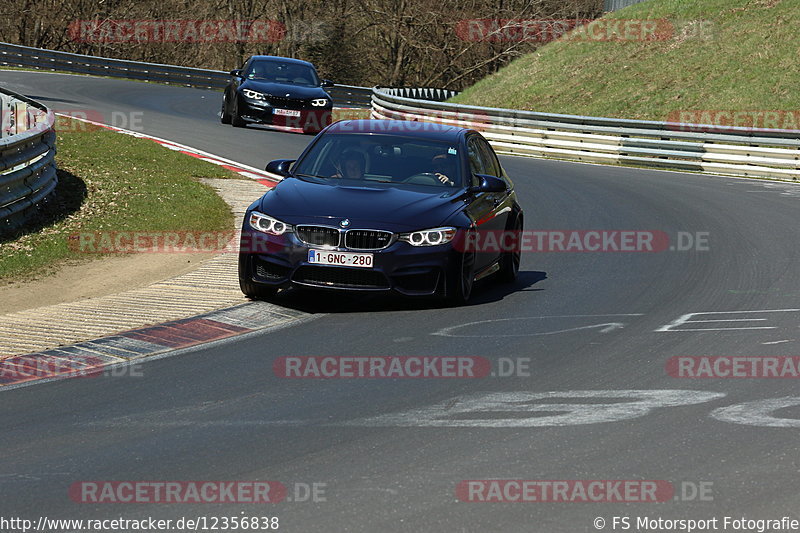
[
  {"left": 432, "top": 153, "right": 456, "bottom": 186},
  {"left": 333, "top": 150, "right": 366, "bottom": 180}
]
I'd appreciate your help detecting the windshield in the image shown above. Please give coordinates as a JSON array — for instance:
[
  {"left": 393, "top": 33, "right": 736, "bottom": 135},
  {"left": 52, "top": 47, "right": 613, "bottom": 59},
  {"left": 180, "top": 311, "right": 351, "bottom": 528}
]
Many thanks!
[
  {"left": 244, "top": 60, "right": 321, "bottom": 87},
  {"left": 293, "top": 133, "right": 463, "bottom": 188}
]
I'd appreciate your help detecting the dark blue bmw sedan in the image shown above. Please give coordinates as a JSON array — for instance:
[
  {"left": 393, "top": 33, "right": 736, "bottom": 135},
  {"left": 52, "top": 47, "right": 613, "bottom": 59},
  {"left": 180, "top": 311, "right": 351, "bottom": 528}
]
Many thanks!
[{"left": 238, "top": 119, "right": 523, "bottom": 305}]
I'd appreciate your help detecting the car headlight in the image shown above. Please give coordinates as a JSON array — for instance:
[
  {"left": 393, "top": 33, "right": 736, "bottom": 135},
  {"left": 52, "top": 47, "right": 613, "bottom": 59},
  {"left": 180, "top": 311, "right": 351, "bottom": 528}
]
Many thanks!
[
  {"left": 399, "top": 227, "right": 457, "bottom": 246},
  {"left": 243, "top": 89, "right": 266, "bottom": 101},
  {"left": 249, "top": 211, "right": 292, "bottom": 235},
  {"left": 310, "top": 98, "right": 329, "bottom": 107}
]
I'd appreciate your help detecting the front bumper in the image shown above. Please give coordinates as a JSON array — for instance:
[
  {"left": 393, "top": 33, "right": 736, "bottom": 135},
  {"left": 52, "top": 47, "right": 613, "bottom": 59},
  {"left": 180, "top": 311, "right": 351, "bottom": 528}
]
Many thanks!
[
  {"left": 239, "top": 229, "right": 461, "bottom": 296},
  {"left": 238, "top": 97, "right": 332, "bottom": 131}
]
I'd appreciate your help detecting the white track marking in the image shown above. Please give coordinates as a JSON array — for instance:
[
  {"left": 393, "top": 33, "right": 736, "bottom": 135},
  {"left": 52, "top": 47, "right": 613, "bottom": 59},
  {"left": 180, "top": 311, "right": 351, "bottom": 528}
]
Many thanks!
[
  {"left": 344, "top": 390, "right": 725, "bottom": 428},
  {"left": 433, "top": 315, "right": 643, "bottom": 338},
  {"left": 656, "top": 309, "right": 800, "bottom": 332},
  {"left": 711, "top": 397, "right": 800, "bottom": 428}
]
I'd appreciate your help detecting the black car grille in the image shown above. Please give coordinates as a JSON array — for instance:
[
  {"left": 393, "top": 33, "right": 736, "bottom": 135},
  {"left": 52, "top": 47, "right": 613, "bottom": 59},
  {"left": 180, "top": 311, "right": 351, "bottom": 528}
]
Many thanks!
[
  {"left": 265, "top": 95, "right": 308, "bottom": 110},
  {"left": 296, "top": 226, "right": 340, "bottom": 247},
  {"left": 345, "top": 230, "right": 393, "bottom": 250},
  {"left": 256, "top": 260, "right": 290, "bottom": 280},
  {"left": 293, "top": 266, "right": 389, "bottom": 289}
]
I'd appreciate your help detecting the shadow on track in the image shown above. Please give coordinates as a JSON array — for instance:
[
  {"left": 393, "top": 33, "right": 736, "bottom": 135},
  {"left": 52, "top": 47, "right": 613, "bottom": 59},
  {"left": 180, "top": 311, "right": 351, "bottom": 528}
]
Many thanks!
[
  {"left": 24, "top": 95, "right": 86, "bottom": 106},
  {"left": 260, "top": 270, "right": 547, "bottom": 314}
]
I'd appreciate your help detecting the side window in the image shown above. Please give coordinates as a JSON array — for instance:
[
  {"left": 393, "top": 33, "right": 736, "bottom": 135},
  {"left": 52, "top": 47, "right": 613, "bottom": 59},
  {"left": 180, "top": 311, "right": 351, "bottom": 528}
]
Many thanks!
[
  {"left": 466, "top": 137, "right": 485, "bottom": 186},
  {"left": 476, "top": 138, "right": 501, "bottom": 178}
]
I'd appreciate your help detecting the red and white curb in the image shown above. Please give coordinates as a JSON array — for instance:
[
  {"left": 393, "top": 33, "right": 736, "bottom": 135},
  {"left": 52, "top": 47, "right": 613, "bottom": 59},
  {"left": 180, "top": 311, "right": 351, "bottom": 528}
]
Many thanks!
[{"left": 0, "top": 303, "right": 309, "bottom": 388}]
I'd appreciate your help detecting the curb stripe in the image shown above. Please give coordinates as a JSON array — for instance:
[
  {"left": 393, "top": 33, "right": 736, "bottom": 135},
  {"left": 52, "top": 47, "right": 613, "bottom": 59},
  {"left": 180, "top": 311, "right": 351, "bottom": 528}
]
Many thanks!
[{"left": 0, "top": 302, "right": 309, "bottom": 389}]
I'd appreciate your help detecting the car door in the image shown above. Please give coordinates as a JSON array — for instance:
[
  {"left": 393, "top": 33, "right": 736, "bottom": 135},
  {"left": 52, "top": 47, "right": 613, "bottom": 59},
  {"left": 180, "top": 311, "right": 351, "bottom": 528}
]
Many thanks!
[
  {"left": 475, "top": 135, "right": 514, "bottom": 233},
  {"left": 463, "top": 134, "right": 507, "bottom": 270}
]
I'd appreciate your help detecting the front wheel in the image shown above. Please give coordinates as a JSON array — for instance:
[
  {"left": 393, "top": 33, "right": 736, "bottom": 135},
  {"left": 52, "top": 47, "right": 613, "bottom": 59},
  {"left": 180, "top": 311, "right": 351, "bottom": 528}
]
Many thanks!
[
  {"left": 445, "top": 242, "right": 475, "bottom": 306},
  {"left": 231, "top": 97, "right": 246, "bottom": 128},
  {"left": 238, "top": 253, "right": 277, "bottom": 299},
  {"left": 220, "top": 96, "right": 232, "bottom": 124},
  {"left": 498, "top": 216, "right": 522, "bottom": 283},
  {"left": 239, "top": 278, "right": 278, "bottom": 300}
]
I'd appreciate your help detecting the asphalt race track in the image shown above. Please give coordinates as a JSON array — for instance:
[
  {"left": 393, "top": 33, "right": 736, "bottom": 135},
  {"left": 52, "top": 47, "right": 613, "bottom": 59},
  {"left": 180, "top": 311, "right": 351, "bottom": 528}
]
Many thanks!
[{"left": 2, "top": 71, "right": 800, "bottom": 533}]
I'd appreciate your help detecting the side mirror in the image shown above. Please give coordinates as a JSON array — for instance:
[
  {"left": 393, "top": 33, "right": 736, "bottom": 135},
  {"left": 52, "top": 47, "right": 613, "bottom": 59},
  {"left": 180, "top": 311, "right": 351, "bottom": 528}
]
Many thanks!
[
  {"left": 229, "top": 69, "right": 242, "bottom": 78},
  {"left": 321, "top": 79, "right": 335, "bottom": 88},
  {"left": 265, "top": 159, "right": 296, "bottom": 177},
  {"left": 468, "top": 174, "right": 507, "bottom": 193}
]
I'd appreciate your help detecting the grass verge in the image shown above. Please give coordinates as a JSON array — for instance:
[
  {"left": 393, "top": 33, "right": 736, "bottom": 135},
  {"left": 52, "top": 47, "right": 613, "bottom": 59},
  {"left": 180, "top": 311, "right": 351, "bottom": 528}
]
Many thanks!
[
  {"left": 451, "top": 0, "right": 799, "bottom": 125},
  {"left": 0, "top": 117, "right": 237, "bottom": 283}
]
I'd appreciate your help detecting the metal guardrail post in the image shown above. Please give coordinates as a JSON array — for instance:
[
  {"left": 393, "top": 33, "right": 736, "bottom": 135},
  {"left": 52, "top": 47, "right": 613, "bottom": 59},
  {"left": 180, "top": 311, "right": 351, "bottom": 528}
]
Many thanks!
[
  {"left": 14, "top": 101, "right": 28, "bottom": 134},
  {"left": 0, "top": 92, "right": 11, "bottom": 139}
]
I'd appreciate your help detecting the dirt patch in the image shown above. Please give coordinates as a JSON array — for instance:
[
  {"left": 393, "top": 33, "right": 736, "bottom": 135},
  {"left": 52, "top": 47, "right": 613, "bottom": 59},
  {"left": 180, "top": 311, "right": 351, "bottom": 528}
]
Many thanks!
[{"left": 0, "top": 252, "right": 216, "bottom": 314}]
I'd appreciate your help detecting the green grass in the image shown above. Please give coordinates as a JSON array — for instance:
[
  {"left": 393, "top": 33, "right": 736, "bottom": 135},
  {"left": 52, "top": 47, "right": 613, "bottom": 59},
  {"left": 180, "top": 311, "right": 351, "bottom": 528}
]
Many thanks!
[
  {"left": 451, "top": 0, "right": 799, "bottom": 123},
  {"left": 0, "top": 117, "right": 237, "bottom": 282}
]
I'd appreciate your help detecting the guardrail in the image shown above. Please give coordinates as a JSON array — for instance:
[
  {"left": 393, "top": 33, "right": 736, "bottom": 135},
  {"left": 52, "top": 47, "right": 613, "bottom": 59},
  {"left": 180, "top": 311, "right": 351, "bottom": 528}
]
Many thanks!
[
  {"left": 0, "top": 42, "right": 372, "bottom": 108},
  {"left": 0, "top": 87, "right": 57, "bottom": 233},
  {"left": 371, "top": 88, "right": 800, "bottom": 181}
]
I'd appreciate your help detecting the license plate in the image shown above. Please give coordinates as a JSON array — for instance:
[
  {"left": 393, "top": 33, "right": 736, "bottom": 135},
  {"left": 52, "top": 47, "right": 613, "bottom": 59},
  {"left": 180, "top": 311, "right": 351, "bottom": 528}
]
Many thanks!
[
  {"left": 308, "top": 249, "right": 373, "bottom": 268},
  {"left": 274, "top": 108, "right": 301, "bottom": 117}
]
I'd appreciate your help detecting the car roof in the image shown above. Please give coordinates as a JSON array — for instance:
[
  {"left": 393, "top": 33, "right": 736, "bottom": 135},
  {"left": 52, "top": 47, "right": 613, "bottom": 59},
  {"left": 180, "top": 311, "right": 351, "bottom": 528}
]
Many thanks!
[
  {"left": 247, "top": 55, "right": 315, "bottom": 68},
  {"left": 326, "top": 120, "right": 468, "bottom": 142}
]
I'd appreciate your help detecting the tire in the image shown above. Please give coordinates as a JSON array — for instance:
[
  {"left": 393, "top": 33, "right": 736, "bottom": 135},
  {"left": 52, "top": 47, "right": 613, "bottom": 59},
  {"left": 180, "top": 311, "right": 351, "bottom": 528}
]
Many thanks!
[
  {"left": 238, "top": 253, "right": 277, "bottom": 299},
  {"left": 231, "top": 97, "right": 246, "bottom": 128},
  {"left": 498, "top": 216, "right": 522, "bottom": 283},
  {"left": 220, "top": 97, "right": 232, "bottom": 124},
  {"left": 239, "top": 278, "right": 278, "bottom": 300},
  {"left": 445, "top": 240, "right": 476, "bottom": 306}
]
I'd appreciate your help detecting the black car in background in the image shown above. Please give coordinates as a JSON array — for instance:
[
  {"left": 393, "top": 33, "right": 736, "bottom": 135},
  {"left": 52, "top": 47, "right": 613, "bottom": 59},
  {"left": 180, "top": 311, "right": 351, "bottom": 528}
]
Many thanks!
[
  {"left": 221, "top": 55, "right": 334, "bottom": 134},
  {"left": 238, "top": 119, "right": 523, "bottom": 305}
]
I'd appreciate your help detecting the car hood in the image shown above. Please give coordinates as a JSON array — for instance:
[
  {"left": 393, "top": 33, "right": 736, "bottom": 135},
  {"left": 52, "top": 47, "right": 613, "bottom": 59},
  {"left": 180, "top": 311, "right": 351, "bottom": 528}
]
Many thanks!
[
  {"left": 258, "top": 178, "right": 464, "bottom": 232},
  {"left": 241, "top": 80, "right": 328, "bottom": 100}
]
